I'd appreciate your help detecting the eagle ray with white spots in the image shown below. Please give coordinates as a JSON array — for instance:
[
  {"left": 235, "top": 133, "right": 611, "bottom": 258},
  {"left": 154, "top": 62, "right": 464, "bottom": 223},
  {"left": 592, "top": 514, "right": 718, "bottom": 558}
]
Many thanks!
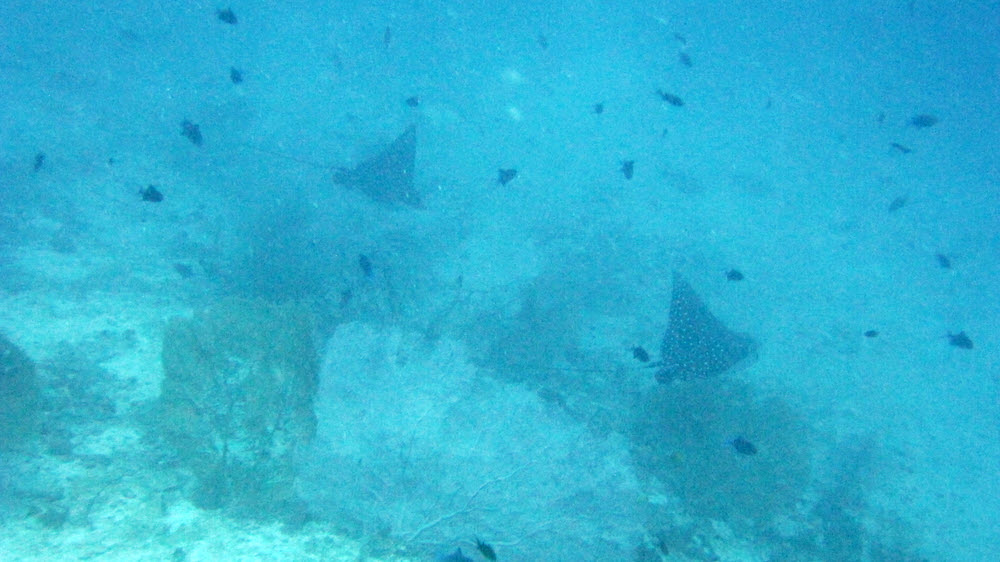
[{"left": 655, "top": 272, "right": 758, "bottom": 382}]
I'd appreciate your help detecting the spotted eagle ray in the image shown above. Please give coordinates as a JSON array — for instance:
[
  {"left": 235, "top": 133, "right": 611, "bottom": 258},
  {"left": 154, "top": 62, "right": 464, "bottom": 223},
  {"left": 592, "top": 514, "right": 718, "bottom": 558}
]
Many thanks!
[
  {"left": 654, "top": 272, "right": 758, "bottom": 382},
  {"left": 332, "top": 124, "right": 422, "bottom": 208}
]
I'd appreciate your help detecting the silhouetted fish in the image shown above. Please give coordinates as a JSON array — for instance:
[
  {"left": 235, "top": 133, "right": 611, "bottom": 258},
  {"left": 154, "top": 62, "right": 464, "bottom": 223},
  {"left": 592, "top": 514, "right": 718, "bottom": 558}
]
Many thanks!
[
  {"left": 475, "top": 538, "right": 497, "bottom": 561},
  {"left": 181, "top": 120, "right": 202, "bottom": 146},
  {"left": 656, "top": 90, "right": 685, "bottom": 107},
  {"left": 230, "top": 67, "right": 243, "bottom": 84},
  {"left": 726, "top": 269, "right": 744, "bottom": 281},
  {"left": 32, "top": 152, "right": 45, "bottom": 172},
  {"left": 947, "top": 331, "right": 973, "bottom": 349},
  {"left": 887, "top": 195, "right": 907, "bottom": 213},
  {"left": 216, "top": 8, "right": 237, "bottom": 24},
  {"left": 632, "top": 346, "right": 650, "bottom": 363},
  {"left": 621, "top": 160, "right": 634, "bottom": 179},
  {"left": 498, "top": 168, "right": 518, "bottom": 185},
  {"left": 935, "top": 253, "right": 951, "bottom": 269},
  {"left": 358, "top": 254, "right": 373, "bottom": 277},
  {"left": 908, "top": 114, "right": 938, "bottom": 128},
  {"left": 140, "top": 185, "right": 164, "bottom": 202},
  {"left": 174, "top": 263, "right": 194, "bottom": 278},
  {"left": 593, "top": 102, "right": 604, "bottom": 114},
  {"left": 730, "top": 436, "right": 757, "bottom": 456}
]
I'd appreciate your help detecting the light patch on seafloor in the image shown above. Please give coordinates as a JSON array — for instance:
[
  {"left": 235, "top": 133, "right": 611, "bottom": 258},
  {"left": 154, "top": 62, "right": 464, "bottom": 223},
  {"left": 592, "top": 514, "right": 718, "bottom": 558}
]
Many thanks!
[
  {"left": 419, "top": 103, "right": 464, "bottom": 127},
  {"left": 501, "top": 67, "right": 525, "bottom": 85},
  {"left": 74, "top": 426, "right": 141, "bottom": 457},
  {"left": 506, "top": 106, "right": 523, "bottom": 121},
  {"left": 163, "top": 500, "right": 201, "bottom": 535}
]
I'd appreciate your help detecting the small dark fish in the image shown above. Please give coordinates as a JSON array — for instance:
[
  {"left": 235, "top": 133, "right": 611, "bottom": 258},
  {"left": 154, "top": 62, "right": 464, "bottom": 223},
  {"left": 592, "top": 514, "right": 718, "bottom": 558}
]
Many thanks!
[
  {"left": 864, "top": 330, "right": 879, "bottom": 338},
  {"left": 140, "top": 185, "right": 164, "bottom": 202},
  {"left": 678, "top": 51, "right": 693, "bottom": 67},
  {"left": 383, "top": 26, "right": 391, "bottom": 47},
  {"left": 730, "top": 436, "right": 757, "bottom": 456},
  {"left": 876, "top": 112, "right": 886, "bottom": 124},
  {"left": 947, "top": 331, "right": 973, "bottom": 350},
  {"left": 887, "top": 195, "right": 907, "bottom": 213},
  {"left": 908, "top": 114, "right": 938, "bottom": 128},
  {"left": 216, "top": 8, "right": 237, "bottom": 25},
  {"left": 537, "top": 33, "right": 549, "bottom": 49},
  {"left": 593, "top": 102, "right": 604, "bottom": 114},
  {"left": 498, "top": 168, "right": 518, "bottom": 185},
  {"left": 621, "top": 159, "right": 634, "bottom": 180},
  {"left": 889, "top": 142, "right": 912, "bottom": 154},
  {"left": 358, "top": 254, "right": 373, "bottom": 277},
  {"left": 632, "top": 346, "right": 650, "bottom": 363},
  {"left": 33, "top": 152, "right": 46, "bottom": 172},
  {"left": 475, "top": 538, "right": 497, "bottom": 561},
  {"left": 437, "top": 548, "right": 473, "bottom": 562},
  {"left": 229, "top": 67, "right": 243, "bottom": 84},
  {"left": 673, "top": 33, "right": 687, "bottom": 45},
  {"left": 656, "top": 90, "right": 685, "bottom": 107},
  {"left": 935, "top": 253, "right": 951, "bottom": 269},
  {"left": 726, "top": 269, "right": 744, "bottom": 281},
  {"left": 181, "top": 120, "right": 203, "bottom": 146},
  {"left": 405, "top": 96, "right": 420, "bottom": 107},
  {"left": 173, "top": 263, "right": 194, "bottom": 278}
]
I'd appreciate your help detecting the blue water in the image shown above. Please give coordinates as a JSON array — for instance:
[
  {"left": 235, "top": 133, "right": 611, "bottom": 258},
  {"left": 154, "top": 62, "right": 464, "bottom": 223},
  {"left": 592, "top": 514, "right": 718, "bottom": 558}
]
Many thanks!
[{"left": 1, "top": 1, "right": 997, "bottom": 560}]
